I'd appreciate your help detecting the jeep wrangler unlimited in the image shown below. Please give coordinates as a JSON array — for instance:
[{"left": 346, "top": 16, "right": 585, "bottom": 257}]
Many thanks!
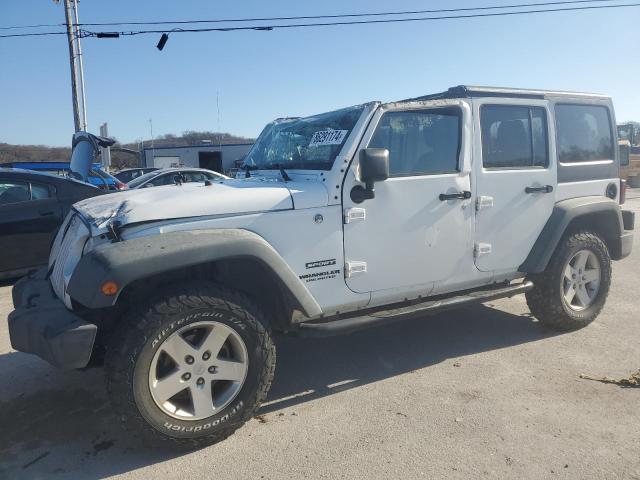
[{"left": 9, "top": 86, "right": 634, "bottom": 447}]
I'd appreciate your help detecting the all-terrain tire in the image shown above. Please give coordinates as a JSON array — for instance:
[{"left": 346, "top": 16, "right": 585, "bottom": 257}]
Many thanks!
[
  {"left": 105, "top": 282, "right": 276, "bottom": 449},
  {"left": 526, "top": 231, "right": 611, "bottom": 331}
]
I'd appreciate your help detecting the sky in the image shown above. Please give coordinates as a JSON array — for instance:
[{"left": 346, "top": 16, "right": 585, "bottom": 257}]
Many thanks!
[{"left": 0, "top": 0, "right": 638, "bottom": 147}]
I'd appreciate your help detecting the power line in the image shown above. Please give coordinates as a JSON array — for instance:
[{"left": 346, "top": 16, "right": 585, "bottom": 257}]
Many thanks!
[
  {"left": 1, "top": 2, "right": 638, "bottom": 39},
  {"left": 71, "top": 0, "right": 627, "bottom": 26},
  {"left": 0, "top": 0, "right": 626, "bottom": 31},
  {"left": 0, "top": 31, "right": 67, "bottom": 38},
  {"left": 83, "top": 3, "right": 640, "bottom": 37},
  {"left": 0, "top": 23, "right": 61, "bottom": 30}
]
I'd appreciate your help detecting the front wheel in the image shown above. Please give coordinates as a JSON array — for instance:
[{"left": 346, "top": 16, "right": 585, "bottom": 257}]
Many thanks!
[
  {"left": 526, "top": 231, "right": 611, "bottom": 331},
  {"left": 105, "top": 282, "right": 276, "bottom": 448}
]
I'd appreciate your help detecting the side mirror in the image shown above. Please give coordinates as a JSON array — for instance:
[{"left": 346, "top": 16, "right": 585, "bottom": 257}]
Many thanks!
[
  {"left": 619, "top": 143, "right": 630, "bottom": 167},
  {"left": 351, "top": 148, "right": 389, "bottom": 203}
]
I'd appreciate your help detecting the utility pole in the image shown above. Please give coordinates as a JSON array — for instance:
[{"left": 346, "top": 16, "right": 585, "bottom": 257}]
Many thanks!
[
  {"left": 63, "top": 0, "right": 81, "bottom": 132},
  {"left": 71, "top": 0, "right": 87, "bottom": 131}
]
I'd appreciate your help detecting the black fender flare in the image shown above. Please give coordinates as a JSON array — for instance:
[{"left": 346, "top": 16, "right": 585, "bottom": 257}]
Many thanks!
[
  {"left": 519, "top": 196, "right": 624, "bottom": 274},
  {"left": 67, "top": 228, "right": 322, "bottom": 318}
]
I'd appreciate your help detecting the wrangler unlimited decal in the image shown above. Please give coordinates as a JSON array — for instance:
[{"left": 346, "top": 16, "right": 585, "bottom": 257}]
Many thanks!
[{"left": 299, "top": 269, "right": 341, "bottom": 283}]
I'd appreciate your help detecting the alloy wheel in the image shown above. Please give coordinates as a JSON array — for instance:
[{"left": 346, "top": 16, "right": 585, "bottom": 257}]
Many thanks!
[{"left": 148, "top": 320, "right": 249, "bottom": 420}]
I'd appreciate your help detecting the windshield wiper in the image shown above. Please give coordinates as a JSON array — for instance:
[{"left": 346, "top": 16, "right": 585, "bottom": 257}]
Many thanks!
[
  {"left": 272, "top": 163, "right": 291, "bottom": 182},
  {"left": 241, "top": 164, "right": 258, "bottom": 178}
]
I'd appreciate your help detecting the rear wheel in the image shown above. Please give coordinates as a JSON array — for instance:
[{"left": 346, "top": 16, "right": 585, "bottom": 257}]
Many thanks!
[
  {"left": 105, "top": 282, "right": 276, "bottom": 448},
  {"left": 526, "top": 231, "right": 611, "bottom": 331}
]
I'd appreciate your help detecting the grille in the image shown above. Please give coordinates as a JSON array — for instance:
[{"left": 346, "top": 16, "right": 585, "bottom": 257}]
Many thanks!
[{"left": 50, "top": 214, "right": 89, "bottom": 304}]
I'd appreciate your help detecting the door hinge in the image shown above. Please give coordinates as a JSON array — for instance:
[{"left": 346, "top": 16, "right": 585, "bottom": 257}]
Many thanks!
[
  {"left": 345, "top": 261, "right": 367, "bottom": 278},
  {"left": 476, "top": 196, "right": 494, "bottom": 211},
  {"left": 474, "top": 243, "right": 492, "bottom": 258},
  {"left": 344, "top": 207, "right": 366, "bottom": 224}
]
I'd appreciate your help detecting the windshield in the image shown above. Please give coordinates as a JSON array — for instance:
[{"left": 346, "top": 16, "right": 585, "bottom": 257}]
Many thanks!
[
  {"left": 127, "top": 170, "right": 163, "bottom": 188},
  {"left": 243, "top": 105, "right": 365, "bottom": 171}
]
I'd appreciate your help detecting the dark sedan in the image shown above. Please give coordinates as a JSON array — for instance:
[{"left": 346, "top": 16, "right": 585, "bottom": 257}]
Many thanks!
[{"left": 0, "top": 167, "right": 104, "bottom": 279}]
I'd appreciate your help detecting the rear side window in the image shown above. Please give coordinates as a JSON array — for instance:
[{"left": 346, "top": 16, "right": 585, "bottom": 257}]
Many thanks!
[
  {"left": 368, "top": 108, "right": 461, "bottom": 177},
  {"left": 481, "top": 105, "right": 548, "bottom": 168},
  {"left": 31, "top": 183, "right": 51, "bottom": 200},
  {"left": 555, "top": 104, "right": 614, "bottom": 163},
  {"left": 0, "top": 181, "right": 51, "bottom": 205}
]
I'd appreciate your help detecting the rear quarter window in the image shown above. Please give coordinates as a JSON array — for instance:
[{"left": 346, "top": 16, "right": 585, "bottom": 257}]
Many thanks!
[{"left": 555, "top": 104, "right": 614, "bottom": 163}]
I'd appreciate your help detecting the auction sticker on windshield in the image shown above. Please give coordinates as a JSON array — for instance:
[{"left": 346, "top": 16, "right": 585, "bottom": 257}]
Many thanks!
[{"left": 309, "top": 129, "right": 348, "bottom": 147}]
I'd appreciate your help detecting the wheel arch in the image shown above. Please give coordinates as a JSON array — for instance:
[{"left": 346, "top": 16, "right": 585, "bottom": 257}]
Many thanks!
[
  {"left": 520, "top": 196, "right": 624, "bottom": 274},
  {"left": 67, "top": 228, "right": 322, "bottom": 328}
]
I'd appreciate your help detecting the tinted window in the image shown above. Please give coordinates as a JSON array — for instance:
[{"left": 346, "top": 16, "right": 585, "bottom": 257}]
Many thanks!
[
  {"left": 481, "top": 105, "right": 548, "bottom": 168},
  {"left": 31, "top": 183, "right": 51, "bottom": 200},
  {"left": 368, "top": 108, "right": 461, "bottom": 177},
  {"left": 0, "top": 181, "right": 30, "bottom": 205},
  {"left": 556, "top": 104, "right": 614, "bottom": 163}
]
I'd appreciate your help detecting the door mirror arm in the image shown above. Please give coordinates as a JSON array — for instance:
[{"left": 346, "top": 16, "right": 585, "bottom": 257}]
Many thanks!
[{"left": 351, "top": 148, "right": 389, "bottom": 204}]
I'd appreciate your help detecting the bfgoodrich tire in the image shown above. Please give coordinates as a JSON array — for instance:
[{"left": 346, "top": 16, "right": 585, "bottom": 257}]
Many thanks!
[
  {"left": 526, "top": 231, "right": 611, "bottom": 331},
  {"left": 105, "top": 282, "right": 276, "bottom": 449}
]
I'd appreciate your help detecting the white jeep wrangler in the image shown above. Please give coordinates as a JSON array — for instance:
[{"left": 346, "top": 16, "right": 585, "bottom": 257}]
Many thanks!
[{"left": 9, "top": 86, "right": 634, "bottom": 447}]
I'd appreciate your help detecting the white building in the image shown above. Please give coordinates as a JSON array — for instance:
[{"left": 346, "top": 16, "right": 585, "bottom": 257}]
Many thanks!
[{"left": 142, "top": 143, "right": 253, "bottom": 174}]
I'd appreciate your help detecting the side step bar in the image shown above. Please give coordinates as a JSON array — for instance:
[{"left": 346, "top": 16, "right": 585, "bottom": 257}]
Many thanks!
[{"left": 297, "top": 281, "right": 534, "bottom": 337}]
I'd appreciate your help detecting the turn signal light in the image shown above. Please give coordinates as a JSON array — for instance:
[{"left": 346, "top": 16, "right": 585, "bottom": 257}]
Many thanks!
[{"left": 101, "top": 281, "right": 119, "bottom": 296}]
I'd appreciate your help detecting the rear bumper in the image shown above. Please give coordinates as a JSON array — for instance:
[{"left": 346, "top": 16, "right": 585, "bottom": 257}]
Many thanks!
[{"left": 8, "top": 267, "right": 97, "bottom": 369}]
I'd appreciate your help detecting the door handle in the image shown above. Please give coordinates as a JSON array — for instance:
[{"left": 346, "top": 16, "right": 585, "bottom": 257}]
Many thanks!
[
  {"left": 439, "top": 191, "right": 471, "bottom": 201},
  {"left": 525, "top": 185, "right": 553, "bottom": 194}
]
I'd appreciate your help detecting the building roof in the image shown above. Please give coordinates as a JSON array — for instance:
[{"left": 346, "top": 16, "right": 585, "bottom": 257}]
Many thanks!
[
  {"left": 404, "top": 85, "right": 610, "bottom": 103},
  {"left": 142, "top": 143, "right": 253, "bottom": 152}
]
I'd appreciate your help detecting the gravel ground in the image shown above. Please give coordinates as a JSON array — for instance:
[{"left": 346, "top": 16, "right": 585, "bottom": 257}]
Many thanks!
[{"left": 0, "top": 194, "right": 639, "bottom": 480}]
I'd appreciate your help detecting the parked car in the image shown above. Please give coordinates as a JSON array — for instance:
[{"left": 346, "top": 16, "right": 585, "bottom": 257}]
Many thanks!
[
  {"left": 9, "top": 85, "right": 634, "bottom": 448},
  {"left": 126, "top": 167, "right": 226, "bottom": 188},
  {"left": 0, "top": 167, "right": 104, "bottom": 279},
  {"left": 7, "top": 162, "right": 127, "bottom": 191},
  {"left": 114, "top": 167, "right": 159, "bottom": 183}
]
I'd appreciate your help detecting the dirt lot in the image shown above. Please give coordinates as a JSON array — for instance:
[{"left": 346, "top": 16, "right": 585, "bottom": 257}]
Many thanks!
[{"left": 1, "top": 194, "right": 639, "bottom": 480}]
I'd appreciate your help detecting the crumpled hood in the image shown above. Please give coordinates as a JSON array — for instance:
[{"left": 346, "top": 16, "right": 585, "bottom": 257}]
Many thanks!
[{"left": 73, "top": 179, "right": 297, "bottom": 229}]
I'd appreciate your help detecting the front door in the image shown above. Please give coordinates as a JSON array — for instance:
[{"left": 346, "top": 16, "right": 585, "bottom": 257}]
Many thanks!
[
  {"left": 473, "top": 99, "right": 557, "bottom": 273},
  {"left": 342, "top": 101, "right": 474, "bottom": 300}
]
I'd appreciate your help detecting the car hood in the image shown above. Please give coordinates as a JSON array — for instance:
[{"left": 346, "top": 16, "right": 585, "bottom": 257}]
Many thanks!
[{"left": 72, "top": 178, "right": 328, "bottom": 230}]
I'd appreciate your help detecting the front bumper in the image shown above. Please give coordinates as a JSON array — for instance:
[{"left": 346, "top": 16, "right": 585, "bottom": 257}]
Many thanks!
[{"left": 8, "top": 267, "right": 97, "bottom": 369}]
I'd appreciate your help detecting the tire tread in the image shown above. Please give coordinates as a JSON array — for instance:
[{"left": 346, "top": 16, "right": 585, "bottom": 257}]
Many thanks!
[{"left": 104, "top": 282, "right": 276, "bottom": 449}]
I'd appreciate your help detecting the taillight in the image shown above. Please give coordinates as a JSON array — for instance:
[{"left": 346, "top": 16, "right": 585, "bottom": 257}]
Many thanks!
[
  {"left": 115, "top": 181, "right": 128, "bottom": 190},
  {"left": 620, "top": 179, "right": 627, "bottom": 205}
]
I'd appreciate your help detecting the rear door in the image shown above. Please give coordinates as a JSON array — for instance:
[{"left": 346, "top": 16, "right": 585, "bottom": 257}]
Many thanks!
[
  {"left": 473, "top": 99, "right": 556, "bottom": 273},
  {"left": 0, "top": 179, "right": 62, "bottom": 272}
]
